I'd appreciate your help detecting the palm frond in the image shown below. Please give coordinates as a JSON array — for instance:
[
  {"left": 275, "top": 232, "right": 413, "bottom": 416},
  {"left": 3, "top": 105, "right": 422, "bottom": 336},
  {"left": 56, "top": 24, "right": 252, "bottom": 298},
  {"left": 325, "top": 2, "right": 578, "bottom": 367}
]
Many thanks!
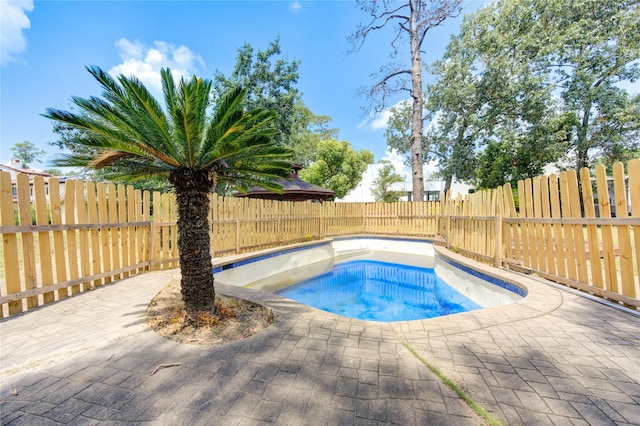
[
  {"left": 200, "top": 87, "right": 257, "bottom": 164},
  {"left": 169, "top": 75, "right": 212, "bottom": 166},
  {"left": 45, "top": 65, "right": 292, "bottom": 192},
  {"left": 117, "top": 73, "right": 179, "bottom": 160},
  {"left": 87, "top": 150, "right": 130, "bottom": 168}
]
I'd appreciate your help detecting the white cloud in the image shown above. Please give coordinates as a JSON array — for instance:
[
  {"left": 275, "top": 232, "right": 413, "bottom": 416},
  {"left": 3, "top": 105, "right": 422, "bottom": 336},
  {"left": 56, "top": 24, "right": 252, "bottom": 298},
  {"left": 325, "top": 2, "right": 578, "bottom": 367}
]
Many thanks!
[
  {"left": 109, "top": 38, "right": 205, "bottom": 95},
  {"left": 361, "top": 99, "right": 411, "bottom": 131},
  {"left": 1, "top": 0, "right": 34, "bottom": 66},
  {"left": 370, "top": 108, "right": 392, "bottom": 130},
  {"left": 289, "top": 1, "right": 302, "bottom": 12},
  {"left": 381, "top": 149, "right": 410, "bottom": 178}
]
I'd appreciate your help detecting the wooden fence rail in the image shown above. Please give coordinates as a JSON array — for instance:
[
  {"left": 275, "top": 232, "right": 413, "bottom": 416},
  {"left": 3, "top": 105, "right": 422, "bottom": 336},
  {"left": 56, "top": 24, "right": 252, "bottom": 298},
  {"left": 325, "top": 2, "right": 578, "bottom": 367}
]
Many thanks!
[
  {"left": 440, "top": 159, "right": 640, "bottom": 309},
  {"left": 0, "top": 173, "right": 181, "bottom": 318}
]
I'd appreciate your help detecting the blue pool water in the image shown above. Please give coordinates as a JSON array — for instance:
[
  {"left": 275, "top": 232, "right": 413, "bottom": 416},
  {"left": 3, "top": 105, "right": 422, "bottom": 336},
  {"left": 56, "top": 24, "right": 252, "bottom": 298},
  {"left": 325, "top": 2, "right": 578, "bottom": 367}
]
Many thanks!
[{"left": 275, "top": 260, "right": 480, "bottom": 322}]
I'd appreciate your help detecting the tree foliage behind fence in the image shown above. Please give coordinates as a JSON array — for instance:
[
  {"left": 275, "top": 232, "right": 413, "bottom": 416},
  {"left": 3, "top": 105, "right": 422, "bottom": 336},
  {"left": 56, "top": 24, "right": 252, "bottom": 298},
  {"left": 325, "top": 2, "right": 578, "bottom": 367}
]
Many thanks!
[{"left": 440, "top": 159, "right": 640, "bottom": 309}]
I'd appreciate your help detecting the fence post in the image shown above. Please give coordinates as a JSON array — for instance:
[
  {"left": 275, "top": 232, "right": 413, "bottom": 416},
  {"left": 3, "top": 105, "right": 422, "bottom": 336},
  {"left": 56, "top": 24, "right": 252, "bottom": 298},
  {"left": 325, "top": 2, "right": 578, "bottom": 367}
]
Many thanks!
[{"left": 495, "top": 215, "right": 503, "bottom": 267}]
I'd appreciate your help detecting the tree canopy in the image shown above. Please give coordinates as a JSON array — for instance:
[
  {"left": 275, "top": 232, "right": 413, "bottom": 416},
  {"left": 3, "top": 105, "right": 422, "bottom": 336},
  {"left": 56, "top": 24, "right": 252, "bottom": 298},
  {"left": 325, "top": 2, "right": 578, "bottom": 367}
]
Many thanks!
[
  {"left": 10, "top": 141, "right": 46, "bottom": 169},
  {"left": 299, "top": 139, "right": 374, "bottom": 199},
  {"left": 286, "top": 101, "right": 339, "bottom": 167},
  {"left": 213, "top": 37, "right": 301, "bottom": 147},
  {"left": 371, "top": 161, "right": 405, "bottom": 202},
  {"left": 425, "top": 0, "right": 640, "bottom": 189}
]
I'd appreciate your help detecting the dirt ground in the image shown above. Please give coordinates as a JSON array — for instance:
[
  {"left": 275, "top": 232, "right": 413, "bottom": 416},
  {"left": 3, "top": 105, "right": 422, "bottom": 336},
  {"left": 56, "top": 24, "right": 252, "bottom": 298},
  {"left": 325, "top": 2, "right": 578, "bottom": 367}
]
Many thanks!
[{"left": 145, "top": 280, "right": 274, "bottom": 345}]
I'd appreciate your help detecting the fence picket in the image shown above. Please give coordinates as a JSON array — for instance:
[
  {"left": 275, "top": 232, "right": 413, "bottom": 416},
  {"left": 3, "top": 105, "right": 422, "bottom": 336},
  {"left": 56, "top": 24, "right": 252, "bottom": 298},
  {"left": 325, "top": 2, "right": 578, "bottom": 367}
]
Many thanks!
[
  {"left": 119, "top": 185, "right": 129, "bottom": 277},
  {"left": 161, "top": 192, "right": 170, "bottom": 269},
  {"left": 34, "top": 176, "right": 54, "bottom": 303},
  {"left": 108, "top": 183, "right": 121, "bottom": 279},
  {"left": 0, "top": 172, "right": 21, "bottom": 315},
  {"left": 17, "top": 174, "right": 38, "bottom": 308},
  {"left": 143, "top": 190, "right": 151, "bottom": 270},
  {"left": 613, "top": 162, "right": 635, "bottom": 299},
  {"left": 559, "top": 172, "right": 577, "bottom": 281},
  {"left": 86, "top": 182, "right": 102, "bottom": 289},
  {"left": 580, "top": 168, "right": 602, "bottom": 288},
  {"left": 595, "top": 165, "right": 617, "bottom": 292},
  {"left": 127, "top": 186, "right": 137, "bottom": 272},
  {"left": 97, "top": 183, "right": 112, "bottom": 283},
  {"left": 540, "top": 176, "right": 555, "bottom": 276},
  {"left": 64, "top": 180, "right": 80, "bottom": 295},
  {"left": 571, "top": 170, "right": 589, "bottom": 284},
  {"left": 533, "top": 177, "right": 546, "bottom": 272},
  {"left": 629, "top": 159, "right": 640, "bottom": 297},
  {"left": 549, "top": 174, "right": 566, "bottom": 279},
  {"left": 49, "top": 178, "right": 68, "bottom": 300},
  {"left": 151, "top": 192, "right": 161, "bottom": 270},
  {"left": 504, "top": 183, "right": 519, "bottom": 262},
  {"left": 75, "top": 180, "right": 91, "bottom": 292},
  {"left": 524, "top": 179, "right": 536, "bottom": 269}
]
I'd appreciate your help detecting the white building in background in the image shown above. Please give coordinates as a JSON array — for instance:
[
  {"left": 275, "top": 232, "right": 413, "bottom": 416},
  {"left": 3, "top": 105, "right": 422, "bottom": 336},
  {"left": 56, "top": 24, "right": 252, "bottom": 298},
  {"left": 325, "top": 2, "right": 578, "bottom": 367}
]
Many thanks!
[
  {"left": 338, "top": 158, "right": 473, "bottom": 203},
  {"left": 0, "top": 159, "right": 55, "bottom": 202}
]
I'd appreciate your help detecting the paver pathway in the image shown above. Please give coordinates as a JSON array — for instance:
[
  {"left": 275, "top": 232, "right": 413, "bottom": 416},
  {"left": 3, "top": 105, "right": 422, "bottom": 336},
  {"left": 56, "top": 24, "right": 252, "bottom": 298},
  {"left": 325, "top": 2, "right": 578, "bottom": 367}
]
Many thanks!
[{"left": 1, "top": 253, "right": 639, "bottom": 425}]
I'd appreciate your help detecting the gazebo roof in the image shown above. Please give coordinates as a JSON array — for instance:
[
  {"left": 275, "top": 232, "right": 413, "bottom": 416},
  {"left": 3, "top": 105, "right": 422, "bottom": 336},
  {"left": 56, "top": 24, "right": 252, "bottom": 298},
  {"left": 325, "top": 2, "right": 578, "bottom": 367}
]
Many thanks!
[{"left": 235, "top": 164, "right": 335, "bottom": 202}]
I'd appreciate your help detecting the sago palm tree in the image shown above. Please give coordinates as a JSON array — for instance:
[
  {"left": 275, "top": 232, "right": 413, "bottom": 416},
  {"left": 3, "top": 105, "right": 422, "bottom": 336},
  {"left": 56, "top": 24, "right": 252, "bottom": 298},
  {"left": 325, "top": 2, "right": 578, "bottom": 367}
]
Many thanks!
[{"left": 44, "top": 66, "right": 292, "bottom": 316}]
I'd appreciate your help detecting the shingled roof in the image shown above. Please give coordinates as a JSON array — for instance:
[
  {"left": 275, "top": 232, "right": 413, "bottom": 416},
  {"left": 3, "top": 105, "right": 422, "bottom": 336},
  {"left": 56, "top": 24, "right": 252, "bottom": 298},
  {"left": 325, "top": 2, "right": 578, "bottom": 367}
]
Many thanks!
[{"left": 235, "top": 164, "right": 335, "bottom": 202}]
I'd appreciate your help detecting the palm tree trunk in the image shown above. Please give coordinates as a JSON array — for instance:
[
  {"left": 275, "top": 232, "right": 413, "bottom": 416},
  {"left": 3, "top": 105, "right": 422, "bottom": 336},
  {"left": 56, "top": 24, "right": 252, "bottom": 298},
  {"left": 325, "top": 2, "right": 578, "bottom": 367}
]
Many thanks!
[{"left": 170, "top": 168, "right": 216, "bottom": 315}]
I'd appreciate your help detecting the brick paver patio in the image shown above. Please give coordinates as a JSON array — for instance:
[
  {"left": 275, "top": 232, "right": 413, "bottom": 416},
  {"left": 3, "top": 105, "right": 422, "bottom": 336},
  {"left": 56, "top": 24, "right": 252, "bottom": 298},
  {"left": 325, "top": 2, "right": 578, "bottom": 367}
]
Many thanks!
[{"left": 1, "top": 251, "right": 639, "bottom": 425}]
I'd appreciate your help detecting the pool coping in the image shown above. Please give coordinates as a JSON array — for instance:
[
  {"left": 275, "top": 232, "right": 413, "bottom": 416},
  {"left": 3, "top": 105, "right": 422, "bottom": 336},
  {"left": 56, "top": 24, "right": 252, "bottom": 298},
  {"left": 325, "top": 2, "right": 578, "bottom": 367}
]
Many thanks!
[{"left": 213, "top": 237, "right": 566, "bottom": 330}]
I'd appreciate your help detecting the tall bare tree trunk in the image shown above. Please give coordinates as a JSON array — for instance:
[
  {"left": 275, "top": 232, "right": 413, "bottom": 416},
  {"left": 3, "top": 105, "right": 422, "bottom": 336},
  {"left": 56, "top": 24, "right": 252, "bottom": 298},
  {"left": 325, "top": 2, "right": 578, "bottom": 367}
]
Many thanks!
[{"left": 410, "top": 0, "right": 425, "bottom": 201}]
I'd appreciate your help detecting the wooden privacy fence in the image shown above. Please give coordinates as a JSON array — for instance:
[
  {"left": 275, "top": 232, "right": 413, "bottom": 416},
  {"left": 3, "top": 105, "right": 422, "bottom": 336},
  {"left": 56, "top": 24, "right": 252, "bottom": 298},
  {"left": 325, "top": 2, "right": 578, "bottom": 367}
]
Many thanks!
[
  {"left": 0, "top": 173, "right": 179, "bottom": 318},
  {"left": 209, "top": 195, "right": 440, "bottom": 256},
  {"left": 2, "top": 158, "right": 639, "bottom": 317},
  {"left": 440, "top": 159, "right": 640, "bottom": 309},
  {"left": 0, "top": 172, "right": 439, "bottom": 318}
]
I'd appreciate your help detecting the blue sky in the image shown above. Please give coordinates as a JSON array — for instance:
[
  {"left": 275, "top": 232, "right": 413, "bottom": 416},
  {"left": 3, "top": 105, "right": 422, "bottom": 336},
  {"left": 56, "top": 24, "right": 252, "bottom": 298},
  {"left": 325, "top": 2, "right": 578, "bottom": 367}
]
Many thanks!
[{"left": 1, "top": 0, "right": 485, "bottom": 170}]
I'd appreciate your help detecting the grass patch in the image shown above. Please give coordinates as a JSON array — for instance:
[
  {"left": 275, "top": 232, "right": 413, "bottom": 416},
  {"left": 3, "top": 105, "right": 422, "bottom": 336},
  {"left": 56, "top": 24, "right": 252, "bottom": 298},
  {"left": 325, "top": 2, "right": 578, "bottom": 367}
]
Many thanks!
[{"left": 397, "top": 338, "right": 503, "bottom": 426}]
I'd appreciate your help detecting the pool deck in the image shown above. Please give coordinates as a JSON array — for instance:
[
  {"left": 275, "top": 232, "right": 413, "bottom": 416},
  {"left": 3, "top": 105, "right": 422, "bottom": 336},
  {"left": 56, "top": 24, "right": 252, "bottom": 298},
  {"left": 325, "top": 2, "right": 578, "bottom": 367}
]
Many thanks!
[{"left": 1, "top": 250, "right": 639, "bottom": 425}]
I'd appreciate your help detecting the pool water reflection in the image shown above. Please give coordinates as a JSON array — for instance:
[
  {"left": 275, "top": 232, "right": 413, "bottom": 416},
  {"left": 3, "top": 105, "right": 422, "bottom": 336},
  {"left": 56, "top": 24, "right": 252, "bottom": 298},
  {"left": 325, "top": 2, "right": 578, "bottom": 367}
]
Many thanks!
[{"left": 275, "top": 260, "right": 480, "bottom": 322}]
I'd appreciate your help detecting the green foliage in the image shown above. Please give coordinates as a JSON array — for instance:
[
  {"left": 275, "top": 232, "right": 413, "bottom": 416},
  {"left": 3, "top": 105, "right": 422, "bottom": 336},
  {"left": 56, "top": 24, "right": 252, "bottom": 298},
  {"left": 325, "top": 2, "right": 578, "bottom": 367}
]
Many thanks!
[
  {"left": 14, "top": 205, "right": 51, "bottom": 226},
  {"left": 371, "top": 161, "right": 405, "bottom": 202},
  {"left": 299, "top": 139, "right": 374, "bottom": 199},
  {"left": 426, "top": 0, "right": 640, "bottom": 188},
  {"left": 45, "top": 67, "right": 292, "bottom": 192},
  {"left": 10, "top": 141, "right": 46, "bottom": 169},
  {"left": 286, "top": 101, "right": 339, "bottom": 167},
  {"left": 384, "top": 101, "right": 418, "bottom": 163},
  {"left": 50, "top": 117, "right": 173, "bottom": 192},
  {"left": 41, "top": 168, "right": 63, "bottom": 176},
  {"left": 213, "top": 37, "right": 301, "bottom": 147}
]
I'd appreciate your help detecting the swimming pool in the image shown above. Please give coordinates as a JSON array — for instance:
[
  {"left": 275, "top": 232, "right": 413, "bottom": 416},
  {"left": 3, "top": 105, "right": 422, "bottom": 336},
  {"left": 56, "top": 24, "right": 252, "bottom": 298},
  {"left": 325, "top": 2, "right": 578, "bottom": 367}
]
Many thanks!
[
  {"left": 213, "top": 237, "right": 526, "bottom": 321},
  {"left": 275, "top": 260, "right": 480, "bottom": 322}
]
